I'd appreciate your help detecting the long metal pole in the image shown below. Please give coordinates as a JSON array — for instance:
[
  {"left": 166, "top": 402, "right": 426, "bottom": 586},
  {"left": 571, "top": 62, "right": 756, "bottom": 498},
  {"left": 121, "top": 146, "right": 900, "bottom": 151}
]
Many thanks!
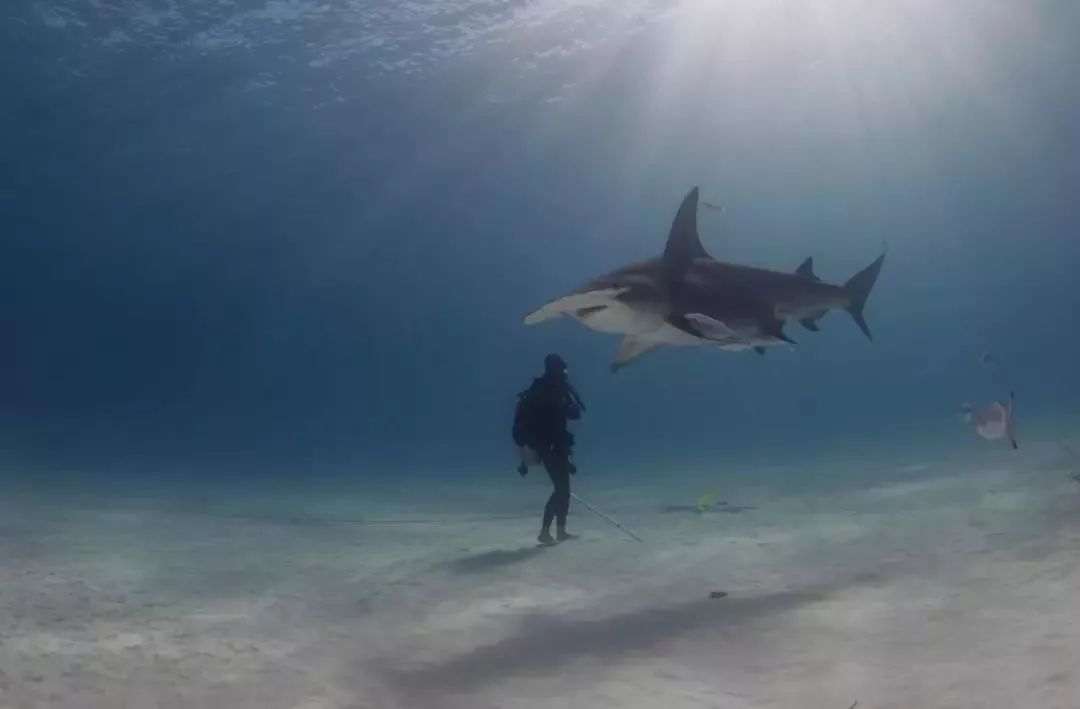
[{"left": 569, "top": 491, "right": 644, "bottom": 543}]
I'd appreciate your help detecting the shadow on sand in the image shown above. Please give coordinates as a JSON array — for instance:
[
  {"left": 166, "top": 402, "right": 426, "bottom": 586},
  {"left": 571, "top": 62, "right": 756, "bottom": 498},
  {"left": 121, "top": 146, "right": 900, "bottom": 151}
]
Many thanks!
[
  {"left": 445, "top": 546, "right": 549, "bottom": 574},
  {"left": 380, "top": 580, "right": 851, "bottom": 702}
]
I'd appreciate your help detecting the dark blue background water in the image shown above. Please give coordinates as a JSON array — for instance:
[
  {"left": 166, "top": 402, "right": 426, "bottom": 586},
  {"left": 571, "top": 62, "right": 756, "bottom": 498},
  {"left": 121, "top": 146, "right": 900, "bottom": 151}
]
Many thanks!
[{"left": 3, "top": 1, "right": 1078, "bottom": 479}]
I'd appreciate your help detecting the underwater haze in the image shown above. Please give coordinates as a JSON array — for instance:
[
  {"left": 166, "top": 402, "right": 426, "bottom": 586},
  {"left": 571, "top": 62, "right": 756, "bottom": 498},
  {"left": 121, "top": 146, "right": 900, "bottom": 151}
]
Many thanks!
[{"left": 3, "top": 2, "right": 1080, "bottom": 708}]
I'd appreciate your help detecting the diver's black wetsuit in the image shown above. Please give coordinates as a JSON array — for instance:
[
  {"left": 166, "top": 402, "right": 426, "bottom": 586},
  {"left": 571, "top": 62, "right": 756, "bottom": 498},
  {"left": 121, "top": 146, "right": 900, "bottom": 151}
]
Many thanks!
[{"left": 525, "top": 372, "right": 582, "bottom": 534}]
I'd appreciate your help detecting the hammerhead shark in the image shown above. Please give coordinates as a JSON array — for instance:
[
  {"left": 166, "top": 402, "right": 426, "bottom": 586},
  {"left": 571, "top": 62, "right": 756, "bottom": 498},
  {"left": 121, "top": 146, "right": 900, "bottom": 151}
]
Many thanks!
[{"left": 523, "top": 187, "right": 886, "bottom": 371}]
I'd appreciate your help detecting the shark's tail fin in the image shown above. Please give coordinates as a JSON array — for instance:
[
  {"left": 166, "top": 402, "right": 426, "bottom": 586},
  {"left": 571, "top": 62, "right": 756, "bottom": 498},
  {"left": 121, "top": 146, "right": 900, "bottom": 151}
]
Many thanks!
[{"left": 843, "top": 249, "right": 886, "bottom": 341}]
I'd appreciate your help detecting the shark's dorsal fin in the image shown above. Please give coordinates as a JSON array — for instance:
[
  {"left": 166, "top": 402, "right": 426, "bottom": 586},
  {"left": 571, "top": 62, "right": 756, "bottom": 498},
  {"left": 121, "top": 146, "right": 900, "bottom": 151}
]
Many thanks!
[
  {"left": 795, "top": 257, "right": 819, "bottom": 280},
  {"left": 662, "top": 187, "right": 709, "bottom": 276}
]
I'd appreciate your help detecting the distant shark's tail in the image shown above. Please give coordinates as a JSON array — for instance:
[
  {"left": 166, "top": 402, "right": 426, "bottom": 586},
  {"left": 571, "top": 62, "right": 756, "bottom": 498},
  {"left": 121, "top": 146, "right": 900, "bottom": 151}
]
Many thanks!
[{"left": 843, "top": 249, "right": 887, "bottom": 341}]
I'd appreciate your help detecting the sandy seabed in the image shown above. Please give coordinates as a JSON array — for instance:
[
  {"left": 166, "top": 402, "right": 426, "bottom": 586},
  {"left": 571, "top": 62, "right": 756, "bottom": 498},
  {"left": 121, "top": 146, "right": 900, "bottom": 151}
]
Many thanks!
[{"left": 1, "top": 438, "right": 1079, "bottom": 709}]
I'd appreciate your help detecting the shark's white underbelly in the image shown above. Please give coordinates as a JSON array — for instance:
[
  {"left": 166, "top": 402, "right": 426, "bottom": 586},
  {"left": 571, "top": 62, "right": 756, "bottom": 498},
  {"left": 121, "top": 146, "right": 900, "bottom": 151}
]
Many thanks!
[
  {"left": 568, "top": 297, "right": 784, "bottom": 351},
  {"left": 572, "top": 302, "right": 664, "bottom": 335}
]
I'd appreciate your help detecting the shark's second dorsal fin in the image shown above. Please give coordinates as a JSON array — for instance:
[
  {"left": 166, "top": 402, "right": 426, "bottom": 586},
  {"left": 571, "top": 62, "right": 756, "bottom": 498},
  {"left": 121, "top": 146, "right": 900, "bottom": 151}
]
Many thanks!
[
  {"left": 795, "top": 257, "right": 819, "bottom": 280},
  {"left": 662, "top": 187, "right": 709, "bottom": 276}
]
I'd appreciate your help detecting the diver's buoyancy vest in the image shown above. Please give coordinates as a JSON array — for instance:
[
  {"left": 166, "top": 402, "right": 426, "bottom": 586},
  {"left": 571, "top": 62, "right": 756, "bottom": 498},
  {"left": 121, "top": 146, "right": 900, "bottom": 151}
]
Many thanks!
[{"left": 512, "top": 378, "right": 567, "bottom": 448}]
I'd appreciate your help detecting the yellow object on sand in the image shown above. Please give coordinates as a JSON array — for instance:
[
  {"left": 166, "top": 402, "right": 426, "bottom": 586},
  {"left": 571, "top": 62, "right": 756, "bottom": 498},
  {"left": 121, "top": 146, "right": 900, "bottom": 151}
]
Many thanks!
[{"left": 696, "top": 489, "right": 717, "bottom": 511}]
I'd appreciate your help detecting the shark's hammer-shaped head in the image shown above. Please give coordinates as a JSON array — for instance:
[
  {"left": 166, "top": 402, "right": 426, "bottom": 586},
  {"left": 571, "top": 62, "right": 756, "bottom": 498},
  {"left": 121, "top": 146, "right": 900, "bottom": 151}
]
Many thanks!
[{"left": 523, "top": 258, "right": 671, "bottom": 335}]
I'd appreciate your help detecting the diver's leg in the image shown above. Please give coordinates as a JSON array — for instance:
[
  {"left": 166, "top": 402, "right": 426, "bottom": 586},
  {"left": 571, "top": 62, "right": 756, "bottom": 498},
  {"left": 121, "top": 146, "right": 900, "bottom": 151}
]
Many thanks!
[
  {"left": 551, "top": 453, "right": 574, "bottom": 540},
  {"left": 538, "top": 454, "right": 558, "bottom": 545}
]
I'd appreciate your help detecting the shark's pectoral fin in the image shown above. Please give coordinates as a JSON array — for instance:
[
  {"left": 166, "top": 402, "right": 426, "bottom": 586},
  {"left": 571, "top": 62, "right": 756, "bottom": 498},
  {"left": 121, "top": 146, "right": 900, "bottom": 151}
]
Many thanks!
[
  {"left": 754, "top": 347, "right": 766, "bottom": 356},
  {"left": 799, "top": 316, "right": 822, "bottom": 332},
  {"left": 682, "top": 313, "right": 742, "bottom": 342},
  {"left": 612, "top": 336, "right": 664, "bottom": 373},
  {"left": 523, "top": 288, "right": 629, "bottom": 325}
]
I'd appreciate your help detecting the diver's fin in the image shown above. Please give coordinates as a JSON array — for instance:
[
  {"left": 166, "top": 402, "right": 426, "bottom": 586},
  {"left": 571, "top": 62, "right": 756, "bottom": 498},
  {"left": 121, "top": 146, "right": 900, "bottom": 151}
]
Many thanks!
[
  {"left": 611, "top": 336, "right": 664, "bottom": 373},
  {"left": 754, "top": 347, "right": 766, "bottom": 356},
  {"left": 662, "top": 187, "right": 710, "bottom": 277},
  {"left": 523, "top": 287, "right": 629, "bottom": 325},
  {"left": 843, "top": 248, "right": 887, "bottom": 341},
  {"left": 795, "top": 257, "right": 819, "bottom": 280},
  {"left": 799, "top": 317, "right": 822, "bottom": 332}
]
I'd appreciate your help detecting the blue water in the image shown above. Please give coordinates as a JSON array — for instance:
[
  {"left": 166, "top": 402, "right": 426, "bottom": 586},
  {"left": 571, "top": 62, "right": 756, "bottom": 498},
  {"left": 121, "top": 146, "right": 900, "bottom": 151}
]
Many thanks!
[
  {"left": 3, "top": 3, "right": 1078, "bottom": 475},
  {"left": 4, "top": 4, "right": 1080, "bottom": 707}
]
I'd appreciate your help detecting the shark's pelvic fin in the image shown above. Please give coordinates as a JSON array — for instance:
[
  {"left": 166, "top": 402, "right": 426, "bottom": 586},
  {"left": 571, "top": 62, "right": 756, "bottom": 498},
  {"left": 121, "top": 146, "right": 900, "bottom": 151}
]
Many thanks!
[
  {"left": 523, "top": 288, "right": 629, "bottom": 325},
  {"left": 753, "top": 346, "right": 766, "bottom": 356},
  {"left": 760, "top": 316, "right": 796, "bottom": 345},
  {"left": 795, "top": 257, "right": 819, "bottom": 280},
  {"left": 843, "top": 250, "right": 887, "bottom": 341},
  {"left": 661, "top": 187, "right": 710, "bottom": 278},
  {"left": 682, "top": 313, "right": 742, "bottom": 342},
  {"left": 612, "top": 336, "right": 664, "bottom": 372},
  {"left": 799, "top": 316, "right": 822, "bottom": 332}
]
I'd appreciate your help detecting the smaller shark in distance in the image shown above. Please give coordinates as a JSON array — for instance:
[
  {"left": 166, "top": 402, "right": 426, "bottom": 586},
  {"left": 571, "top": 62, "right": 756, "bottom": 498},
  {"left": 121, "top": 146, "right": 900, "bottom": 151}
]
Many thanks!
[{"left": 523, "top": 187, "right": 886, "bottom": 371}]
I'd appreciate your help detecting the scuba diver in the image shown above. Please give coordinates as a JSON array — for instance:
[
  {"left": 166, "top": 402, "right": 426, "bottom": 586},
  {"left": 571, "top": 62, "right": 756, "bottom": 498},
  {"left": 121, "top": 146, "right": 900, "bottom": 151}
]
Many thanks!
[{"left": 512, "top": 353, "right": 586, "bottom": 545}]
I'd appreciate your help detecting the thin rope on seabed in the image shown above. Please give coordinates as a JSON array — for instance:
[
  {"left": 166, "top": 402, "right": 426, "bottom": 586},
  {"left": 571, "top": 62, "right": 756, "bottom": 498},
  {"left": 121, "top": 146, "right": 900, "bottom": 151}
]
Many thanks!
[
  {"left": 214, "top": 512, "right": 540, "bottom": 526},
  {"left": 213, "top": 498, "right": 652, "bottom": 529}
]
